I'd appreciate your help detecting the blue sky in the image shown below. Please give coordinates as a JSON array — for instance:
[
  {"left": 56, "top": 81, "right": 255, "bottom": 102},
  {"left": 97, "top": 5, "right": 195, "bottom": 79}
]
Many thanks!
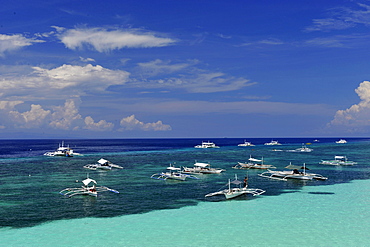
[{"left": 1, "top": 0, "right": 370, "bottom": 138}]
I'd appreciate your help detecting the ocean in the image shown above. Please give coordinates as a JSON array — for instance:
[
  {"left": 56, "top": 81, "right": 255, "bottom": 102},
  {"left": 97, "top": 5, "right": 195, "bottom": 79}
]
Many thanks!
[{"left": 0, "top": 138, "right": 369, "bottom": 246}]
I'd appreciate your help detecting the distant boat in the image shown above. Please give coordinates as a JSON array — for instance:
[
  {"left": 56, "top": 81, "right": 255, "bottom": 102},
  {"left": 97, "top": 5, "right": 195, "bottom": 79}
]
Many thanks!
[
  {"left": 182, "top": 162, "right": 225, "bottom": 174},
  {"left": 336, "top": 139, "right": 347, "bottom": 144},
  {"left": 237, "top": 140, "right": 255, "bottom": 147},
  {"left": 194, "top": 141, "right": 219, "bottom": 148},
  {"left": 319, "top": 156, "right": 357, "bottom": 166},
  {"left": 286, "top": 144, "right": 313, "bottom": 153},
  {"left": 264, "top": 140, "right": 282, "bottom": 146},
  {"left": 83, "top": 158, "right": 123, "bottom": 170}
]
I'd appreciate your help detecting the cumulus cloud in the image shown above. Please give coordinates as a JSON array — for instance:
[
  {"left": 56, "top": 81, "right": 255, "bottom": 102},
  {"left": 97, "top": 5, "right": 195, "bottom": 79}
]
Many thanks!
[
  {"left": 49, "top": 99, "right": 82, "bottom": 130},
  {"left": 55, "top": 27, "right": 176, "bottom": 52},
  {"left": 0, "top": 100, "right": 23, "bottom": 110},
  {"left": 119, "top": 114, "right": 171, "bottom": 131},
  {"left": 9, "top": 104, "right": 51, "bottom": 128},
  {"left": 328, "top": 81, "right": 370, "bottom": 131},
  {"left": 84, "top": 116, "right": 114, "bottom": 131},
  {"left": 0, "top": 34, "right": 44, "bottom": 55}
]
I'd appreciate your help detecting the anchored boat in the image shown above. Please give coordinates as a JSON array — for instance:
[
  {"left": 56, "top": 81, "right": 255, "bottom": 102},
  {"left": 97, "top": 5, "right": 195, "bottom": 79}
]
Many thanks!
[
  {"left": 259, "top": 163, "right": 328, "bottom": 181},
  {"left": 59, "top": 176, "right": 119, "bottom": 197},
  {"left": 205, "top": 174, "right": 265, "bottom": 199}
]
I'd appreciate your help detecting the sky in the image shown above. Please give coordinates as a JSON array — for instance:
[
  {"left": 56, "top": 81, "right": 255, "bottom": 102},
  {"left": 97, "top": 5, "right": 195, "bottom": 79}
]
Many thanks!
[{"left": 1, "top": 0, "right": 370, "bottom": 139}]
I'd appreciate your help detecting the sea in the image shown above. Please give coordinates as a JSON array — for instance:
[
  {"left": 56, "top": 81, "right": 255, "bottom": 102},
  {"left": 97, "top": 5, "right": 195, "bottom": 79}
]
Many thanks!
[{"left": 0, "top": 138, "right": 369, "bottom": 246}]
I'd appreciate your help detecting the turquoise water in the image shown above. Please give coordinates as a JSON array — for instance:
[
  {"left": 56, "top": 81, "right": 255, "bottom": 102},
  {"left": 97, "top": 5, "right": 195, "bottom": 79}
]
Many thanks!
[{"left": 1, "top": 179, "right": 369, "bottom": 247}]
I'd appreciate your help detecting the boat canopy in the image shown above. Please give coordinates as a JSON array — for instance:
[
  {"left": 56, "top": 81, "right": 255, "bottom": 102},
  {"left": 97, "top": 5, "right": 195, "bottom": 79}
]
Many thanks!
[
  {"left": 194, "top": 162, "right": 210, "bottom": 168},
  {"left": 82, "top": 178, "right": 97, "bottom": 186},
  {"left": 98, "top": 158, "right": 109, "bottom": 165},
  {"left": 167, "top": 166, "right": 181, "bottom": 171}
]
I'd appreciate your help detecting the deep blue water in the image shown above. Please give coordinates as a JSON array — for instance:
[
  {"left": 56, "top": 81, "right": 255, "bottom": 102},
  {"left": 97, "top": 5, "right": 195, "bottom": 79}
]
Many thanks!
[{"left": 1, "top": 138, "right": 370, "bottom": 228}]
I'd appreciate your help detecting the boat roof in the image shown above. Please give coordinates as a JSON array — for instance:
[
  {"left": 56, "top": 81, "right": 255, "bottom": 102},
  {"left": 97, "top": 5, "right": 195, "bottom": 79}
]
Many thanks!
[
  {"left": 285, "top": 164, "right": 308, "bottom": 170},
  {"left": 194, "top": 162, "right": 210, "bottom": 167},
  {"left": 249, "top": 157, "right": 262, "bottom": 162},
  {"left": 167, "top": 166, "right": 181, "bottom": 171},
  {"left": 230, "top": 179, "right": 243, "bottom": 185},
  {"left": 335, "top": 156, "right": 346, "bottom": 159},
  {"left": 82, "top": 178, "right": 97, "bottom": 186}
]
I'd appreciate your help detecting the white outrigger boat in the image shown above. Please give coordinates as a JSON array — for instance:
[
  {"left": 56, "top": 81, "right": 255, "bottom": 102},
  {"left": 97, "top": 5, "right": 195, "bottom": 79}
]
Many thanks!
[
  {"left": 237, "top": 140, "right": 255, "bottom": 147},
  {"left": 205, "top": 174, "right": 265, "bottom": 199},
  {"left": 59, "top": 177, "right": 119, "bottom": 197},
  {"left": 194, "top": 141, "right": 220, "bottom": 148},
  {"left": 336, "top": 139, "right": 347, "bottom": 144},
  {"left": 286, "top": 144, "right": 313, "bottom": 153},
  {"left": 233, "top": 155, "right": 276, "bottom": 170},
  {"left": 319, "top": 156, "right": 357, "bottom": 166},
  {"left": 83, "top": 158, "right": 123, "bottom": 170},
  {"left": 44, "top": 141, "right": 79, "bottom": 157},
  {"left": 259, "top": 163, "right": 328, "bottom": 181},
  {"left": 182, "top": 162, "right": 225, "bottom": 174},
  {"left": 151, "top": 164, "right": 199, "bottom": 181}
]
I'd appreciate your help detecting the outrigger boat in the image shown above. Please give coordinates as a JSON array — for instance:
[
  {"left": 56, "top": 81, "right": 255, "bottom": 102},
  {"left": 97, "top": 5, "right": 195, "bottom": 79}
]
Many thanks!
[
  {"left": 259, "top": 163, "right": 328, "bottom": 181},
  {"left": 233, "top": 155, "right": 276, "bottom": 170},
  {"left": 83, "top": 158, "right": 123, "bottom": 170},
  {"left": 182, "top": 162, "right": 225, "bottom": 174},
  {"left": 205, "top": 174, "right": 265, "bottom": 199},
  {"left": 319, "top": 156, "right": 357, "bottom": 166},
  {"left": 59, "top": 176, "right": 119, "bottom": 197},
  {"left": 151, "top": 164, "right": 199, "bottom": 181}
]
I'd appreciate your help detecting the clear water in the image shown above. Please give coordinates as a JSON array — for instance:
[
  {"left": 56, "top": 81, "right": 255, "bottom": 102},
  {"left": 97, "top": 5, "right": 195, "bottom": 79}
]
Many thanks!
[{"left": 0, "top": 138, "right": 369, "bottom": 246}]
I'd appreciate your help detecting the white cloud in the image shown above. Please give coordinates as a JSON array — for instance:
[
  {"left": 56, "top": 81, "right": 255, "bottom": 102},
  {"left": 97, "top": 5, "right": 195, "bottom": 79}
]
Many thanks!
[
  {"left": 49, "top": 99, "right": 82, "bottom": 130},
  {"left": 137, "top": 71, "right": 255, "bottom": 93},
  {"left": 55, "top": 27, "right": 176, "bottom": 52},
  {"left": 79, "top": 56, "right": 95, "bottom": 62},
  {"left": 0, "top": 64, "right": 130, "bottom": 99},
  {"left": 137, "top": 59, "right": 194, "bottom": 76},
  {"left": 9, "top": 104, "right": 51, "bottom": 128},
  {"left": 0, "top": 34, "right": 44, "bottom": 55},
  {"left": 328, "top": 81, "right": 370, "bottom": 131},
  {"left": 84, "top": 116, "right": 114, "bottom": 131},
  {"left": 305, "top": 3, "right": 370, "bottom": 32},
  {"left": 0, "top": 100, "right": 23, "bottom": 110},
  {"left": 119, "top": 114, "right": 171, "bottom": 131}
]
